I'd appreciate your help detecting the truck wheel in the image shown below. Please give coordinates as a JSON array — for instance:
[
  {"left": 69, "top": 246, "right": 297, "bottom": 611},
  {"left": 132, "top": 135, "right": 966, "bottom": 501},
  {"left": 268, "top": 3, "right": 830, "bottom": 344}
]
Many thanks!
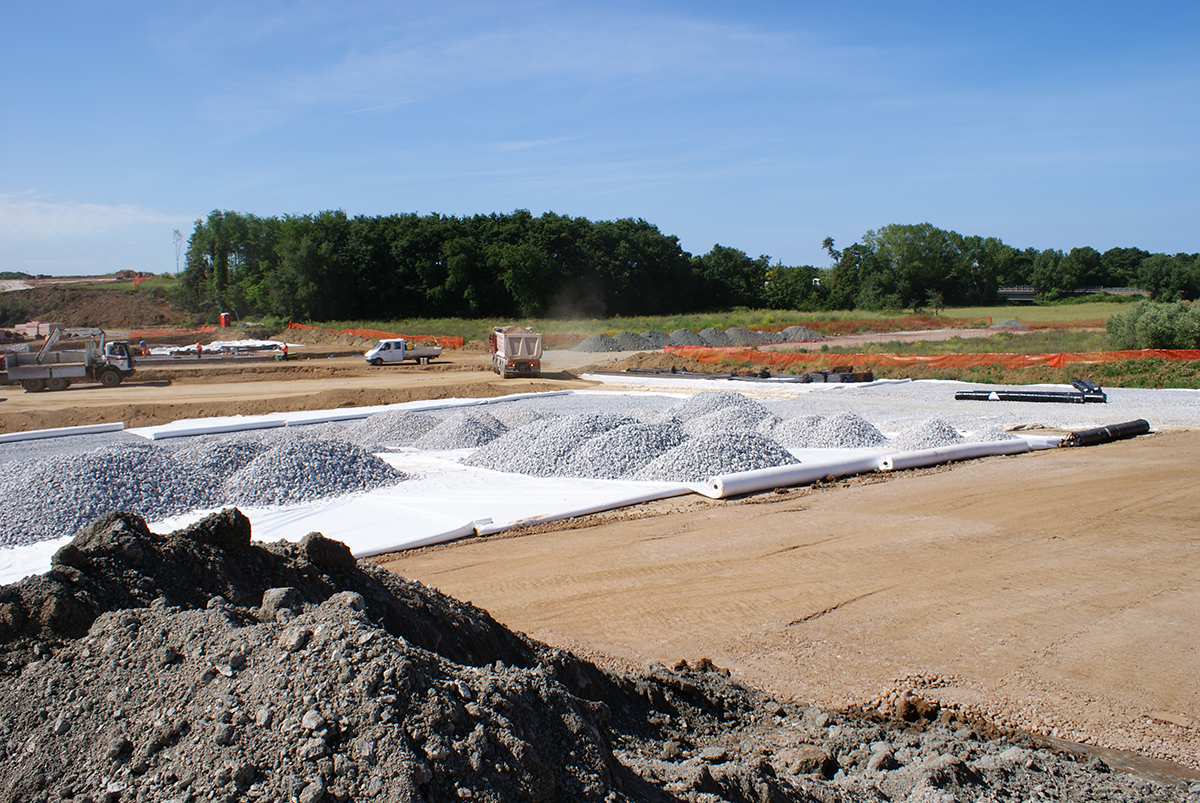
[
  {"left": 370, "top": 358, "right": 383, "bottom": 366},
  {"left": 99, "top": 369, "right": 122, "bottom": 388},
  {"left": 21, "top": 378, "right": 47, "bottom": 393},
  {"left": 499, "top": 364, "right": 508, "bottom": 379},
  {"left": 47, "top": 377, "right": 70, "bottom": 392},
  {"left": 419, "top": 356, "right": 430, "bottom": 365}
]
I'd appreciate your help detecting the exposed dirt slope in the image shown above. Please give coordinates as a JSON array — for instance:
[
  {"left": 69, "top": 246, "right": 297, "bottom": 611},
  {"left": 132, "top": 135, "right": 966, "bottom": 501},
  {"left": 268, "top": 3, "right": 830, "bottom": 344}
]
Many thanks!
[{"left": 2, "top": 287, "right": 191, "bottom": 330}]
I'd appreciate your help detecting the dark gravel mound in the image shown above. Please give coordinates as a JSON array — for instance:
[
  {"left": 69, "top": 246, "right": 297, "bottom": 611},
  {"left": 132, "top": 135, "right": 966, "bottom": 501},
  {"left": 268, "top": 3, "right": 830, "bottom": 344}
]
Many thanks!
[
  {"left": 640, "top": 331, "right": 672, "bottom": 349},
  {"left": 698, "top": 327, "right": 732, "bottom": 347},
  {"left": 0, "top": 511, "right": 1185, "bottom": 803},
  {"left": 667, "top": 328, "right": 705, "bottom": 346},
  {"left": 575, "top": 333, "right": 621, "bottom": 352},
  {"left": 612, "top": 331, "right": 652, "bottom": 351},
  {"left": 779, "top": 325, "right": 826, "bottom": 342}
]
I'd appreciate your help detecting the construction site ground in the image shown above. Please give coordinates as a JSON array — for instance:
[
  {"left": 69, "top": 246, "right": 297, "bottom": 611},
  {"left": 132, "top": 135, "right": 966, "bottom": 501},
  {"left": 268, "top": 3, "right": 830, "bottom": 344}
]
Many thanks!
[{"left": 2, "top": 341, "right": 1198, "bottom": 775}]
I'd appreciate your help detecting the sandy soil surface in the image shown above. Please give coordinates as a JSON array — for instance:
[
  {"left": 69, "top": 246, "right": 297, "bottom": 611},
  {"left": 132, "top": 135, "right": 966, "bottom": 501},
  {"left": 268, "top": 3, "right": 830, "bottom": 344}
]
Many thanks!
[
  {"left": 379, "top": 430, "right": 1200, "bottom": 771},
  {"left": 4, "top": 343, "right": 1197, "bottom": 775}
]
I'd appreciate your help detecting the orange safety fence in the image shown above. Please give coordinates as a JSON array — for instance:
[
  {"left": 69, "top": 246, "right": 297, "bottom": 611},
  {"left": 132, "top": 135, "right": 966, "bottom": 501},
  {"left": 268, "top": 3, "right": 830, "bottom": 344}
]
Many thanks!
[
  {"left": 288, "top": 322, "right": 464, "bottom": 349},
  {"left": 664, "top": 346, "right": 1200, "bottom": 370}
]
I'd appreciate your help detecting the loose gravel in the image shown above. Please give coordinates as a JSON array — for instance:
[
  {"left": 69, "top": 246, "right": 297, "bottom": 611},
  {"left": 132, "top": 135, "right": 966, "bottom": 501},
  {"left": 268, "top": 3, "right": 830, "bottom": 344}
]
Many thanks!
[
  {"left": 574, "top": 333, "right": 621, "bottom": 352},
  {"left": 779, "top": 325, "right": 826, "bottom": 341},
  {"left": 465, "top": 413, "right": 639, "bottom": 477},
  {"left": 2, "top": 510, "right": 1182, "bottom": 803},
  {"left": 563, "top": 421, "right": 687, "bottom": 479},
  {"left": 225, "top": 436, "right": 406, "bottom": 508},
  {"left": 890, "top": 418, "right": 965, "bottom": 451},
  {"left": 681, "top": 406, "right": 779, "bottom": 439},
  {"left": 668, "top": 328, "right": 706, "bottom": 346},
  {"left": 807, "top": 412, "right": 890, "bottom": 449},
  {"left": 412, "top": 411, "right": 507, "bottom": 451},
  {"left": 698, "top": 327, "right": 732, "bottom": 347},
  {"left": 612, "top": 331, "right": 652, "bottom": 351},
  {"left": 640, "top": 330, "right": 672, "bottom": 348},
  {"left": 632, "top": 431, "right": 799, "bottom": 482},
  {"left": 771, "top": 414, "right": 829, "bottom": 448},
  {"left": 346, "top": 410, "right": 440, "bottom": 450}
]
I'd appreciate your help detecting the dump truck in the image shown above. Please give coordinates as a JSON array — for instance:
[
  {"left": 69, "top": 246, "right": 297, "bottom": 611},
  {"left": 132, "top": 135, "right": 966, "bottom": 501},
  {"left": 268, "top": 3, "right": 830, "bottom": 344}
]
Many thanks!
[
  {"left": 4, "top": 327, "right": 136, "bottom": 392},
  {"left": 489, "top": 326, "right": 542, "bottom": 378},
  {"left": 364, "top": 338, "right": 443, "bottom": 366}
]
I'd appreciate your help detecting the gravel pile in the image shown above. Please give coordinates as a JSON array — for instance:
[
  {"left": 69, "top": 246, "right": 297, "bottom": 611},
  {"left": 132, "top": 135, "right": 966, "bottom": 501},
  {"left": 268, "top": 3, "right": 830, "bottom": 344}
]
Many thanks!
[
  {"left": 170, "top": 435, "right": 275, "bottom": 507},
  {"left": 965, "top": 426, "right": 1020, "bottom": 443},
  {"left": 226, "top": 437, "right": 406, "bottom": 507},
  {"left": 771, "top": 414, "right": 828, "bottom": 447},
  {"left": 891, "top": 418, "right": 965, "bottom": 451},
  {"left": 574, "top": 333, "right": 620, "bottom": 352},
  {"left": 660, "top": 390, "right": 770, "bottom": 423},
  {"left": 465, "top": 413, "right": 638, "bottom": 477},
  {"left": 632, "top": 431, "right": 800, "bottom": 482},
  {"left": 483, "top": 404, "right": 554, "bottom": 430},
  {"left": 562, "top": 421, "right": 687, "bottom": 479},
  {"left": 807, "top": 412, "right": 890, "bottom": 449},
  {"left": 698, "top": 327, "right": 732, "bottom": 347},
  {"left": 992, "top": 318, "right": 1030, "bottom": 330},
  {"left": 682, "top": 406, "right": 779, "bottom": 439},
  {"left": 779, "top": 325, "right": 826, "bottom": 341},
  {"left": 1, "top": 510, "right": 1179, "bottom": 803},
  {"left": 412, "top": 411, "right": 507, "bottom": 450},
  {"left": 725, "top": 327, "right": 783, "bottom": 345},
  {"left": 611, "top": 331, "right": 652, "bottom": 351},
  {"left": 346, "top": 410, "right": 440, "bottom": 450},
  {"left": 668, "top": 328, "right": 706, "bottom": 346},
  {"left": 0, "top": 443, "right": 203, "bottom": 548},
  {"left": 640, "top": 330, "right": 672, "bottom": 348}
]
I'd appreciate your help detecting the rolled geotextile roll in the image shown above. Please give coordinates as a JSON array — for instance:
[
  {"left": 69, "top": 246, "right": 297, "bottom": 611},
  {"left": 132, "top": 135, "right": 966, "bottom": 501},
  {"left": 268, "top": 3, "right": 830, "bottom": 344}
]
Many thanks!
[
  {"left": 700, "top": 453, "right": 886, "bottom": 499},
  {"left": 1060, "top": 419, "right": 1151, "bottom": 447},
  {"left": 877, "top": 439, "right": 1031, "bottom": 472},
  {"left": 0, "top": 422, "right": 124, "bottom": 443},
  {"left": 954, "top": 389, "right": 1107, "bottom": 404}
]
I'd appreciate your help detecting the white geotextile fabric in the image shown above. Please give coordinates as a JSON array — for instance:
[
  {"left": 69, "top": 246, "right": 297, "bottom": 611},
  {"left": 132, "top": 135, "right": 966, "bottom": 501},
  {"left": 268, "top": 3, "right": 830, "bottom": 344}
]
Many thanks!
[{"left": 0, "top": 383, "right": 1132, "bottom": 585}]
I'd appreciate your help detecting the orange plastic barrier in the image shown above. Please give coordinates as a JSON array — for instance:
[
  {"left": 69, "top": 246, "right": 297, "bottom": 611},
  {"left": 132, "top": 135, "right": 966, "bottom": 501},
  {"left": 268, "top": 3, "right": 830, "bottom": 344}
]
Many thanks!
[
  {"left": 288, "top": 322, "right": 464, "bottom": 349},
  {"left": 664, "top": 346, "right": 1200, "bottom": 370}
]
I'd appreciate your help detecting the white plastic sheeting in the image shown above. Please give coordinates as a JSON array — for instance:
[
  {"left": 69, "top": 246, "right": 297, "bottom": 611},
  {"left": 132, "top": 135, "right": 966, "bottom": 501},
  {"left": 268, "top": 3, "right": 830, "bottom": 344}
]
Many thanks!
[{"left": 0, "top": 422, "right": 125, "bottom": 444}]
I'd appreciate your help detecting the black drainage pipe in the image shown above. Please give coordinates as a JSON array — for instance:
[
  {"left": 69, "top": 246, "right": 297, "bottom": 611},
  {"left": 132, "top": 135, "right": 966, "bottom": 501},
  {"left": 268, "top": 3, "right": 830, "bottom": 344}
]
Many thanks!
[{"left": 1060, "top": 419, "right": 1151, "bottom": 447}]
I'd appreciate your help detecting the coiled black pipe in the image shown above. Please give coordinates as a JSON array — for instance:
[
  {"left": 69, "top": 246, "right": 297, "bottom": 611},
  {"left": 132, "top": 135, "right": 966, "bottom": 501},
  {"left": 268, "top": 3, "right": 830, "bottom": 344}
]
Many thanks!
[{"left": 1060, "top": 419, "right": 1151, "bottom": 447}]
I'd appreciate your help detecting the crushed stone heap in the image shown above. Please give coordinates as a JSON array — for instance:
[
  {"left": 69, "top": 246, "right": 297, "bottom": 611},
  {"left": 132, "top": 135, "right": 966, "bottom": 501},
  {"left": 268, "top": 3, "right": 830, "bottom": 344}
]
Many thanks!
[{"left": 0, "top": 511, "right": 1189, "bottom": 803}]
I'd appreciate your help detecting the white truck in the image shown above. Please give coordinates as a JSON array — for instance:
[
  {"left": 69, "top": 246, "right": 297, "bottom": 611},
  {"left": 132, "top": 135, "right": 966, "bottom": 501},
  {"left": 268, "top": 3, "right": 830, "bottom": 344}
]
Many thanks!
[
  {"left": 4, "top": 328, "right": 136, "bottom": 392},
  {"left": 364, "top": 338, "right": 443, "bottom": 366},
  {"left": 489, "top": 326, "right": 542, "bottom": 378}
]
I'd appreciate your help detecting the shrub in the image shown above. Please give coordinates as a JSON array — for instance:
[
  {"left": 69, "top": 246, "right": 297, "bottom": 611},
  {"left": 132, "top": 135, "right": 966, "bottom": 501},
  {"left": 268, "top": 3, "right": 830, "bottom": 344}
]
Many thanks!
[{"left": 1107, "top": 300, "right": 1200, "bottom": 349}]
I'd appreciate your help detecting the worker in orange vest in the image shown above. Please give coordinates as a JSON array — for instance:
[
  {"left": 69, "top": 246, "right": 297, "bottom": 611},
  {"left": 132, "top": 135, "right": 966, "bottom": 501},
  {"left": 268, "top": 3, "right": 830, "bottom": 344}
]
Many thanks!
[{"left": 195, "top": 341, "right": 202, "bottom": 359}]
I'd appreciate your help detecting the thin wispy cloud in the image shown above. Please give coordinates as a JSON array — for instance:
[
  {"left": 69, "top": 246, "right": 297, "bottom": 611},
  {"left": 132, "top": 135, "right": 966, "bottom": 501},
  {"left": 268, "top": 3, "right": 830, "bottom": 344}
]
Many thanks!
[{"left": 0, "top": 193, "right": 192, "bottom": 240}]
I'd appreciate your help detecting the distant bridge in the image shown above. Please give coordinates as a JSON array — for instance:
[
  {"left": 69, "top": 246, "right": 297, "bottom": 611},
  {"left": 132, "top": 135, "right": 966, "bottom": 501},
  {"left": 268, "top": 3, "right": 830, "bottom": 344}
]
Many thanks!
[{"left": 996, "top": 286, "right": 1149, "bottom": 304}]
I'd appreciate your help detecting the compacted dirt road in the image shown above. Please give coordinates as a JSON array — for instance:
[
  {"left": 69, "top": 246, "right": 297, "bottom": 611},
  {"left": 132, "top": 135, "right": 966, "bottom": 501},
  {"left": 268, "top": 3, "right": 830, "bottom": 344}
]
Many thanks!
[{"left": 4, "top": 344, "right": 1198, "bottom": 774}]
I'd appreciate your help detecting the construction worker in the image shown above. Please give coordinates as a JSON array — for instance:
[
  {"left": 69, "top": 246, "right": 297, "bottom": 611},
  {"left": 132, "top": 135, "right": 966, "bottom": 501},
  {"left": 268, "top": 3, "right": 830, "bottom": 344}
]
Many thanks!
[{"left": 195, "top": 341, "right": 202, "bottom": 359}]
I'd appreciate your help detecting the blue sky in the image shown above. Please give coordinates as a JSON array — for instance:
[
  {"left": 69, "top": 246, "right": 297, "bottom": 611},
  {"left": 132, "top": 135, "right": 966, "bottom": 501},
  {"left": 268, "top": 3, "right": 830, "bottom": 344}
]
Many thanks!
[{"left": 2, "top": 1, "right": 1197, "bottom": 276}]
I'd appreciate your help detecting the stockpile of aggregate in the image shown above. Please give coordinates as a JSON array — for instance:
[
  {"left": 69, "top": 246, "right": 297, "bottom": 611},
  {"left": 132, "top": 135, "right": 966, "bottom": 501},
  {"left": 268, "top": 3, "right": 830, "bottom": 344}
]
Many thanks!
[
  {"left": 225, "top": 436, "right": 406, "bottom": 508},
  {"left": 345, "top": 410, "right": 440, "bottom": 451},
  {"left": 725, "top": 327, "right": 783, "bottom": 346},
  {"left": 170, "top": 434, "right": 275, "bottom": 507},
  {"left": 779, "top": 325, "right": 826, "bottom": 342},
  {"left": 1, "top": 511, "right": 1179, "bottom": 803},
  {"left": 890, "top": 419, "right": 965, "bottom": 452},
  {"left": 681, "top": 406, "right": 780, "bottom": 439},
  {"left": 992, "top": 318, "right": 1030, "bottom": 331},
  {"left": 806, "top": 413, "right": 890, "bottom": 449},
  {"left": 632, "top": 432, "right": 800, "bottom": 483},
  {"left": 465, "top": 413, "right": 639, "bottom": 477},
  {"left": 0, "top": 443, "right": 205, "bottom": 548},
  {"left": 698, "top": 327, "right": 732, "bottom": 347},
  {"left": 640, "top": 330, "right": 672, "bottom": 348},
  {"left": 659, "top": 390, "right": 767, "bottom": 423},
  {"left": 412, "top": 411, "right": 507, "bottom": 451},
  {"left": 612, "top": 331, "right": 652, "bottom": 351},
  {"left": 562, "top": 422, "right": 688, "bottom": 479},
  {"left": 574, "top": 333, "right": 620, "bottom": 352},
  {"left": 485, "top": 405, "right": 554, "bottom": 430},
  {"left": 771, "top": 415, "right": 828, "bottom": 448},
  {"left": 966, "top": 426, "right": 1020, "bottom": 443},
  {"left": 668, "top": 328, "right": 706, "bottom": 346}
]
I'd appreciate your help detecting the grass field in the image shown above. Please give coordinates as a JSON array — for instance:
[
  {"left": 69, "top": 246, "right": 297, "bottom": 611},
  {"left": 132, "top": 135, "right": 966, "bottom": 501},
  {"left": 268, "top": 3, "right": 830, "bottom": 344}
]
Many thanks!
[{"left": 322, "top": 302, "right": 1125, "bottom": 345}]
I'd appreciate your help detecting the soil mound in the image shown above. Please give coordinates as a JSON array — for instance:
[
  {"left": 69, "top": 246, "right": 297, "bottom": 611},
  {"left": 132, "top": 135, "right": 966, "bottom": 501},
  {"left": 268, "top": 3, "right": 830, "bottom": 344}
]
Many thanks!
[
  {"left": 4, "top": 287, "right": 191, "bottom": 331},
  {"left": 0, "top": 511, "right": 1184, "bottom": 802}
]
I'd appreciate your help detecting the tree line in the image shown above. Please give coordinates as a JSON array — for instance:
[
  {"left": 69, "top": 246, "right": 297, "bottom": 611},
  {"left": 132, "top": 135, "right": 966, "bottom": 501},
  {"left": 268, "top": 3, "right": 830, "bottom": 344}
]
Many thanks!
[{"left": 174, "top": 211, "right": 1198, "bottom": 322}]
